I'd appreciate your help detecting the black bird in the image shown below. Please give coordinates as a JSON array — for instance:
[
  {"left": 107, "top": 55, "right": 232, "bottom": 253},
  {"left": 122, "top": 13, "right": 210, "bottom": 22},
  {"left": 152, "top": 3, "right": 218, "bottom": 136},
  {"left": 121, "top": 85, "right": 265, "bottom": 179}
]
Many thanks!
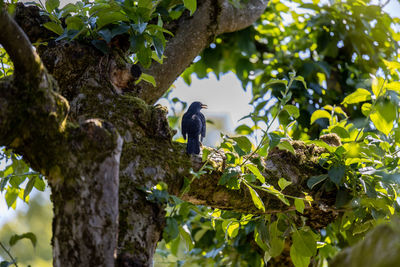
[{"left": 181, "top": 102, "right": 207, "bottom": 154}]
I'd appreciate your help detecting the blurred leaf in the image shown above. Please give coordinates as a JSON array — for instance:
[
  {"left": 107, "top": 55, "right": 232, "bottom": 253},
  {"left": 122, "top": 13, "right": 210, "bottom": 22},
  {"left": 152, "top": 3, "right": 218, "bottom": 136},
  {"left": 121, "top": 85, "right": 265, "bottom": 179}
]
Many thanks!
[
  {"left": 386, "top": 82, "right": 400, "bottom": 93},
  {"left": 277, "top": 140, "right": 295, "bottom": 155},
  {"left": 307, "top": 174, "right": 328, "bottom": 189},
  {"left": 310, "top": 110, "right": 331, "bottom": 124},
  {"left": 278, "top": 178, "right": 292, "bottom": 190},
  {"left": 43, "top": 22, "right": 63, "bottom": 35},
  {"left": 290, "top": 245, "right": 311, "bottom": 267},
  {"left": 45, "top": 0, "right": 59, "bottom": 13},
  {"left": 9, "top": 232, "right": 37, "bottom": 248},
  {"left": 283, "top": 105, "right": 300, "bottom": 118},
  {"left": 331, "top": 126, "right": 350, "bottom": 139},
  {"left": 183, "top": 0, "right": 197, "bottom": 15},
  {"left": 179, "top": 226, "right": 194, "bottom": 251},
  {"left": 232, "top": 136, "right": 252, "bottom": 153},
  {"left": 295, "top": 198, "right": 305, "bottom": 213},
  {"left": 342, "top": 88, "right": 371, "bottom": 104},
  {"left": 292, "top": 230, "right": 316, "bottom": 257},
  {"left": 328, "top": 164, "right": 346, "bottom": 185}
]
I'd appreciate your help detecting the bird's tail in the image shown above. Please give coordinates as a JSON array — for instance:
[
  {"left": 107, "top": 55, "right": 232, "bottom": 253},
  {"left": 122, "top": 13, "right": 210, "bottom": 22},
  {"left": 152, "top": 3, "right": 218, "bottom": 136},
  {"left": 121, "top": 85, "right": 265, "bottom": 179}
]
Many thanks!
[{"left": 187, "top": 137, "right": 200, "bottom": 154}]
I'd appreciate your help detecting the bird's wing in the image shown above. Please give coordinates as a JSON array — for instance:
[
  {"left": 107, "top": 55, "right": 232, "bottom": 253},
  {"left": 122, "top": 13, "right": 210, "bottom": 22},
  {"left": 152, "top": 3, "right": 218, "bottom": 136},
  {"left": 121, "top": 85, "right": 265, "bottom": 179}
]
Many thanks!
[
  {"left": 199, "top": 112, "right": 206, "bottom": 139},
  {"left": 181, "top": 114, "right": 188, "bottom": 140}
]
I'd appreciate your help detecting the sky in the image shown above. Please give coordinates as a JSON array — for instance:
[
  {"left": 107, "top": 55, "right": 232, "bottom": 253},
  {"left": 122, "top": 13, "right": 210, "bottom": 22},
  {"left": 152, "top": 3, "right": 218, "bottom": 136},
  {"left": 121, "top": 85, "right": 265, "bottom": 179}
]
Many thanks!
[{"left": 2, "top": 0, "right": 400, "bottom": 230}]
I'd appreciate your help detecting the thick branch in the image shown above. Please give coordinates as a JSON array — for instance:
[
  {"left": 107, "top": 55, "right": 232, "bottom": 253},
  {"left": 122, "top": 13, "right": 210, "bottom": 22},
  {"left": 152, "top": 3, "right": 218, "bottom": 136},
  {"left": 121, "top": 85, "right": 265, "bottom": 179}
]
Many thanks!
[
  {"left": 0, "top": 7, "right": 43, "bottom": 79},
  {"left": 139, "top": 0, "right": 268, "bottom": 104}
]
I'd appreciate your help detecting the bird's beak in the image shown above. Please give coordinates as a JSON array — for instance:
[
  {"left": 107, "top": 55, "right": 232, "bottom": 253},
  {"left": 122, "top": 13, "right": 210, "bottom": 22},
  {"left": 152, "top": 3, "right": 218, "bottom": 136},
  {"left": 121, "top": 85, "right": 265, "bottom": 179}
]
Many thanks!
[{"left": 201, "top": 104, "right": 208, "bottom": 109}]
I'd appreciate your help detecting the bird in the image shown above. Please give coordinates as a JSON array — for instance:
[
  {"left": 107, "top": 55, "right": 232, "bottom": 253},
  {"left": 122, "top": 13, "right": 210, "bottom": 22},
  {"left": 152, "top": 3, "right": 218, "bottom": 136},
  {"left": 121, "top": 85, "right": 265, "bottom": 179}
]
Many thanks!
[{"left": 181, "top": 101, "right": 207, "bottom": 154}]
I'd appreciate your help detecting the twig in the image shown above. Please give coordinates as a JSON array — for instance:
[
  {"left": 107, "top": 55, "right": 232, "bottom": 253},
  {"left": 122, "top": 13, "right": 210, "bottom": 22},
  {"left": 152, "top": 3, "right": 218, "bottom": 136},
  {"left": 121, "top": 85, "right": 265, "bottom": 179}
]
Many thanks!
[{"left": 0, "top": 241, "right": 18, "bottom": 267}]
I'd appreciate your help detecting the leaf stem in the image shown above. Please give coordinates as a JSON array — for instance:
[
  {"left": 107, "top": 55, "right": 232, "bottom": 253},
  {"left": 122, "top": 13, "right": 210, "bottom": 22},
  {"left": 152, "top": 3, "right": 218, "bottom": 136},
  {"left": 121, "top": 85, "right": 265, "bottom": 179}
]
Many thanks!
[{"left": 0, "top": 241, "right": 18, "bottom": 267}]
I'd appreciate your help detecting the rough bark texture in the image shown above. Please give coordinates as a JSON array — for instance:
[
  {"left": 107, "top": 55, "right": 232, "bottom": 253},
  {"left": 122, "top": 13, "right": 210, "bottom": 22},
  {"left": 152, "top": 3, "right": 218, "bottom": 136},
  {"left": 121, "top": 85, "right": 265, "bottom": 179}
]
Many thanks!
[{"left": 0, "top": 2, "right": 351, "bottom": 266}]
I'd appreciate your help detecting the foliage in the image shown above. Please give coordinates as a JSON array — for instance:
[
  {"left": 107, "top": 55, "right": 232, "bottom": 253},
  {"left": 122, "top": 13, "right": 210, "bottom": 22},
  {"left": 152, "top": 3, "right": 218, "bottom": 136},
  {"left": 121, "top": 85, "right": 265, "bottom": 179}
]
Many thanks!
[
  {"left": 26, "top": 0, "right": 196, "bottom": 67},
  {"left": 183, "top": 0, "right": 400, "bottom": 139}
]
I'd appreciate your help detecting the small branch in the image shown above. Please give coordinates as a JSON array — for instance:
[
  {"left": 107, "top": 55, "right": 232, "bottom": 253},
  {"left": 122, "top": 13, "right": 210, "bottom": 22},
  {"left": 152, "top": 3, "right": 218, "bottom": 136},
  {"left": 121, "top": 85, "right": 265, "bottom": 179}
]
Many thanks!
[
  {"left": 0, "top": 241, "right": 18, "bottom": 267},
  {"left": 0, "top": 7, "right": 43, "bottom": 79}
]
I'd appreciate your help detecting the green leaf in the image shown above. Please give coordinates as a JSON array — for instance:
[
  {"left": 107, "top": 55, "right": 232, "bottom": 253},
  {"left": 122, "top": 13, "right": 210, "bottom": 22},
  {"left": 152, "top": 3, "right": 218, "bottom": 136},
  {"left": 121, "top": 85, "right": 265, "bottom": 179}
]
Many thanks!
[
  {"left": 269, "top": 236, "right": 285, "bottom": 257},
  {"left": 34, "top": 177, "right": 46, "bottom": 191},
  {"left": 245, "top": 184, "right": 265, "bottom": 212},
  {"left": 219, "top": 169, "right": 240, "bottom": 190},
  {"left": 202, "top": 147, "right": 211, "bottom": 162},
  {"left": 0, "top": 261, "right": 12, "bottom": 267},
  {"left": 179, "top": 226, "right": 194, "bottom": 251},
  {"left": 290, "top": 245, "right": 311, "bottom": 267},
  {"left": 341, "top": 88, "right": 371, "bottom": 104},
  {"left": 277, "top": 140, "right": 295, "bottom": 155},
  {"left": 43, "top": 22, "right": 64, "bottom": 35},
  {"left": 45, "top": 0, "right": 59, "bottom": 13},
  {"left": 183, "top": 0, "right": 197, "bottom": 15},
  {"left": 361, "top": 103, "right": 372, "bottom": 117},
  {"left": 5, "top": 188, "right": 18, "bottom": 209},
  {"left": 9, "top": 232, "right": 37, "bottom": 248},
  {"left": 96, "top": 12, "right": 128, "bottom": 29},
  {"left": 135, "top": 73, "right": 156, "bottom": 87},
  {"left": 265, "top": 79, "right": 288, "bottom": 89},
  {"left": 283, "top": 105, "right": 300, "bottom": 118},
  {"left": 268, "top": 132, "right": 281, "bottom": 149},
  {"left": 226, "top": 221, "right": 240, "bottom": 239},
  {"left": 65, "top": 16, "right": 84, "bottom": 31},
  {"left": 307, "top": 174, "right": 328, "bottom": 189},
  {"left": 310, "top": 110, "right": 331, "bottom": 124},
  {"left": 328, "top": 164, "right": 346, "bottom": 185},
  {"left": 370, "top": 101, "right": 396, "bottom": 136},
  {"left": 295, "top": 198, "right": 305, "bottom": 213},
  {"left": 386, "top": 81, "right": 400, "bottom": 93},
  {"left": 246, "top": 164, "right": 265, "bottom": 183},
  {"left": 278, "top": 178, "right": 292, "bottom": 190},
  {"left": 23, "top": 176, "right": 36, "bottom": 201},
  {"left": 152, "top": 36, "right": 164, "bottom": 59},
  {"left": 292, "top": 230, "right": 317, "bottom": 257},
  {"left": 163, "top": 217, "right": 179, "bottom": 242},
  {"left": 330, "top": 126, "right": 350, "bottom": 139},
  {"left": 371, "top": 76, "right": 386, "bottom": 97},
  {"left": 232, "top": 136, "right": 252, "bottom": 153},
  {"left": 294, "top": 76, "right": 307, "bottom": 89}
]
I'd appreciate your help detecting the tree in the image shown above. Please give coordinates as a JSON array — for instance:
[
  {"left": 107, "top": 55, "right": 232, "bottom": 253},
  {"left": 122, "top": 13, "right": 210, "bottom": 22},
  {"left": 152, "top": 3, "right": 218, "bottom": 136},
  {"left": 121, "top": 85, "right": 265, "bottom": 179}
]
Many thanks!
[{"left": 0, "top": 0, "right": 399, "bottom": 266}]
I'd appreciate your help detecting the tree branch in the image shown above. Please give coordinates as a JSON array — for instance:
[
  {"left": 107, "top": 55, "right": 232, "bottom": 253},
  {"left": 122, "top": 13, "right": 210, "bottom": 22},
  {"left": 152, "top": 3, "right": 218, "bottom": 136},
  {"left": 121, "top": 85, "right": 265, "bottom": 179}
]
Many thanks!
[
  {"left": 0, "top": 7, "right": 43, "bottom": 79},
  {"left": 139, "top": 0, "right": 269, "bottom": 104}
]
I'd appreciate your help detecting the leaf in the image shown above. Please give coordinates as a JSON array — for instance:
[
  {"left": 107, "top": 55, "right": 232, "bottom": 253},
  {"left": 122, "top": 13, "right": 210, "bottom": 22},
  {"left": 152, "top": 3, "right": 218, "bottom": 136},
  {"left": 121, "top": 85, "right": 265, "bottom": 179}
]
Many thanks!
[
  {"left": 5, "top": 188, "right": 18, "bottom": 209},
  {"left": 328, "top": 164, "right": 346, "bottom": 185},
  {"left": 96, "top": 12, "right": 128, "bottom": 29},
  {"left": 23, "top": 176, "right": 36, "bottom": 202},
  {"left": 295, "top": 198, "right": 305, "bottom": 213},
  {"left": 163, "top": 217, "right": 179, "bottom": 242},
  {"left": 219, "top": 169, "right": 240, "bottom": 190},
  {"left": 310, "top": 110, "right": 331, "bottom": 124},
  {"left": 341, "top": 88, "right": 371, "bottom": 104},
  {"left": 370, "top": 101, "right": 396, "bottom": 136},
  {"left": 245, "top": 184, "right": 265, "bottom": 212},
  {"left": 43, "top": 22, "right": 64, "bottom": 35},
  {"left": 278, "top": 178, "right": 292, "bottom": 190},
  {"left": 9, "top": 232, "right": 37, "bottom": 248},
  {"left": 361, "top": 103, "right": 372, "bottom": 116},
  {"left": 152, "top": 36, "right": 164, "bottom": 59},
  {"left": 135, "top": 73, "right": 156, "bottom": 87},
  {"left": 232, "top": 136, "right": 252, "bottom": 153},
  {"left": 294, "top": 76, "right": 307, "bottom": 89},
  {"left": 386, "top": 81, "right": 400, "bottom": 93},
  {"left": 292, "top": 230, "right": 317, "bottom": 257},
  {"left": 0, "top": 261, "right": 12, "bottom": 267},
  {"left": 290, "top": 245, "right": 311, "bottom": 267},
  {"left": 226, "top": 221, "right": 240, "bottom": 239},
  {"left": 34, "top": 177, "right": 46, "bottom": 191},
  {"left": 183, "top": 0, "right": 197, "bottom": 15},
  {"left": 45, "top": 0, "right": 59, "bottom": 13},
  {"left": 330, "top": 126, "right": 350, "bottom": 139},
  {"left": 179, "top": 226, "right": 194, "bottom": 251},
  {"left": 307, "top": 174, "right": 328, "bottom": 189},
  {"left": 65, "top": 16, "right": 84, "bottom": 31},
  {"left": 269, "top": 237, "right": 285, "bottom": 257},
  {"left": 97, "top": 28, "right": 112, "bottom": 43},
  {"left": 265, "top": 79, "right": 288, "bottom": 89},
  {"left": 371, "top": 76, "right": 386, "bottom": 97},
  {"left": 246, "top": 164, "right": 265, "bottom": 183},
  {"left": 277, "top": 140, "right": 295, "bottom": 155},
  {"left": 268, "top": 132, "right": 281, "bottom": 148},
  {"left": 283, "top": 105, "right": 300, "bottom": 118}
]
